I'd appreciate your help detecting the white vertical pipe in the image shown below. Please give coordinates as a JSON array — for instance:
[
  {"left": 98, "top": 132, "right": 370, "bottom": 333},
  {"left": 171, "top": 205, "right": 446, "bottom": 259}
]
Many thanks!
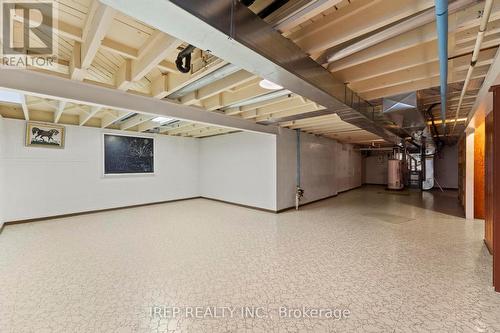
[{"left": 451, "top": 0, "right": 494, "bottom": 134}]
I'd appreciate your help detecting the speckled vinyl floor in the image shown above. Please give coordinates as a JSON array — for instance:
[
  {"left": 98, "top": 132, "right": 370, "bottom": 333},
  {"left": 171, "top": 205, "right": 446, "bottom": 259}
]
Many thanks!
[{"left": 1, "top": 186, "right": 499, "bottom": 333}]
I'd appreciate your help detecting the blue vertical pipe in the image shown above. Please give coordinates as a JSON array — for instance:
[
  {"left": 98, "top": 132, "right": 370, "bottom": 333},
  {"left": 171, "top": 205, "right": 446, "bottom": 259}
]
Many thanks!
[
  {"left": 435, "top": 0, "right": 449, "bottom": 131},
  {"left": 296, "top": 129, "right": 301, "bottom": 188}
]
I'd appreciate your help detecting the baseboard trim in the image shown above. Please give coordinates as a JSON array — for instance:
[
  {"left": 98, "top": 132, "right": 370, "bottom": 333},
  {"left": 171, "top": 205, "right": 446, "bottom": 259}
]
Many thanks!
[
  {"left": 338, "top": 185, "right": 362, "bottom": 194},
  {"left": 1, "top": 196, "right": 278, "bottom": 229},
  {"left": 362, "top": 183, "right": 459, "bottom": 191},
  {"left": 2, "top": 186, "right": 366, "bottom": 229},
  {"left": 3, "top": 196, "right": 201, "bottom": 227},
  {"left": 200, "top": 197, "right": 277, "bottom": 213},
  {"left": 277, "top": 194, "right": 338, "bottom": 213},
  {"left": 277, "top": 185, "right": 363, "bottom": 213}
]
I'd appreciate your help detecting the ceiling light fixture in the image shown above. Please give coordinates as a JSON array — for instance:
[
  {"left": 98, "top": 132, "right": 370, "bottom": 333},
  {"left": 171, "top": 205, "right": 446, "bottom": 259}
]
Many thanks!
[
  {"left": 0, "top": 90, "right": 22, "bottom": 104},
  {"left": 151, "top": 116, "right": 174, "bottom": 124},
  {"left": 259, "top": 79, "right": 283, "bottom": 90}
]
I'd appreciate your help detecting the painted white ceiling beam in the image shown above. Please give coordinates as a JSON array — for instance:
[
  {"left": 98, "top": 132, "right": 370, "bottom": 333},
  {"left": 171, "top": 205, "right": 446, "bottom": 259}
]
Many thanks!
[
  {"left": 467, "top": 47, "right": 500, "bottom": 128},
  {"left": 152, "top": 59, "right": 227, "bottom": 99},
  {"left": 99, "top": 0, "right": 346, "bottom": 111},
  {"left": 82, "top": 2, "right": 116, "bottom": 69},
  {"left": 116, "top": 33, "right": 181, "bottom": 91},
  {"left": 120, "top": 114, "right": 153, "bottom": 130},
  {"left": 290, "top": 0, "right": 435, "bottom": 55},
  {"left": 20, "top": 95, "right": 29, "bottom": 120},
  {"left": 71, "top": 2, "right": 116, "bottom": 81},
  {"left": 99, "top": 0, "right": 399, "bottom": 144},
  {"left": 180, "top": 71, "right": 255, "bottom": 105},
  {"left": 54, "top": 101, "right": 67, "bottom": 123},
  {"left": 0, "top": 68, "right": 277, "bottom": 135},
  {"left": 158, "top": 121, "right": 192, "bottom": 133},
  {"left": 101, "top": 110, "right": 131, "bottom": 128},
  {"left": 79, "top": 106, "right": 102, "bottom": 126},
  {"left": 328, "top": 3, "right": 500, "bottom": 72},
  {"left": 164, "top": 123, "right": 205, "bottom": 135},
  {"left": 269, "top": 0, "right": 344, "bottom": 32},
  {"left": 138, "top": 120, "right": 162, "bottom": 132},
  {"left": 191, "top": 128, "right": 230, "bottom": 138}
]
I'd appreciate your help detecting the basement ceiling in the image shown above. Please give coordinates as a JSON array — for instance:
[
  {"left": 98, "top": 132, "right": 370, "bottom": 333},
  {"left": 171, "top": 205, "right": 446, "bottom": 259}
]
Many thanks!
[{"left": 0, "top": 0, "right": 498, "bottom": 144}]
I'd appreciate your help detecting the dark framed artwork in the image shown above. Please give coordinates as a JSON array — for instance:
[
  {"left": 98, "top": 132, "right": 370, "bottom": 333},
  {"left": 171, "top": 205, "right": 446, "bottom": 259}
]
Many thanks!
[
  {"left": 103, "top": 134, "right": 154, "bottom": 175},
  {"left": 26, "top": 122, "right": 65, "bottom": 148}
]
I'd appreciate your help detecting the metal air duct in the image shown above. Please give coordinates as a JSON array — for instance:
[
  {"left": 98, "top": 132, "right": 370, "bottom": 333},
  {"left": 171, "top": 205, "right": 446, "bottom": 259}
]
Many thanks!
[
  {"left": 168, "top": 64, "right": 240, "bottom": 99},
  {"left": 382, "top": 92, "right": 426, "bottom": 134}
]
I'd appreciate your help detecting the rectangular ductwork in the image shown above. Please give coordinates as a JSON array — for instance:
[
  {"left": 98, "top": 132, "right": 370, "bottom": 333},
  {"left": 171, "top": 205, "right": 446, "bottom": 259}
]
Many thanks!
[
  {"left": 383, "top": 92, "right": 426, "bottom": 133},
  {"left": 101, "top": 0, "right": 401, "bottom": 144}
]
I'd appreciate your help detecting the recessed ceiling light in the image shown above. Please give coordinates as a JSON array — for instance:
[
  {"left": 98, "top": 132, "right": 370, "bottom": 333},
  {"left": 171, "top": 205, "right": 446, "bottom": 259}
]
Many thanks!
[
  {"left": 259, "top": 79, "right": 283, "bottom": 90},
  {"left": 151, "top": 116, "right": 174, "bottom": 124}
]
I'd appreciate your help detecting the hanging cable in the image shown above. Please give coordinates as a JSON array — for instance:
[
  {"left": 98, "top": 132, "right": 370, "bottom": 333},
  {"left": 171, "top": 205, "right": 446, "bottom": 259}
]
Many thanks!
[
  {"left": 175, "top": 45, "right": 196, "bottom": 73},
  {"left": 174, "top": 0, "right": 261, "bottom": 73}
]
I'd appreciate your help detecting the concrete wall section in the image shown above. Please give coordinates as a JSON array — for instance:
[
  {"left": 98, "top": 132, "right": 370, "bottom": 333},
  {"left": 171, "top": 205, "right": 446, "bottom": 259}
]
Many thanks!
[
  {"left": 199, "top": 131, "right": 277, "bottom": 211},
  {"left": 337, "top": 143, "right": 362, "bottom": 192},
  {"left": 299, "top": 133, "right": 339, "bottom": 204},
  {"left": 434, "top": 144, "right": 459, "bottom": 189},
  {"left": 276, "top": 128, "right": 362, "bottom": 210},
  {"left": 2, "top": 119, "right": 200, "bottom": 221},
  {"left": 276, "top": 128, "right": 297, "bottom": 211}
]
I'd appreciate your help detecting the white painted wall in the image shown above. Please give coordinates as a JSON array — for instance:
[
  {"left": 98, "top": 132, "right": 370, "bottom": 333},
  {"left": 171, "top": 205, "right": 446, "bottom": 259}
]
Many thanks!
[
  {"left": 276, "top": 128, "right": 362, "bottom": 210},
  {"left": 0, "top": 116, "right": 6, "bottom": 228},
  {"left": 2, "top": 119, "right": 363, "bottom": 219},
  {"left": 434, "top": 144, "right": 458, "bottom": 189},
  {"left": 299, "top": 132, "right": 338, "bottom": 204},
  {"left": 199, "top": 131, "right": 277, "bottom": 211},
  {"left": 276, "top": 128, "right": 296, "bottom": 210},
  {"left": 2, "top": 119, "right": 200, "bottom": 221},
  {"left": 337, "top": 143, "right": 362, "bottom": 192}
]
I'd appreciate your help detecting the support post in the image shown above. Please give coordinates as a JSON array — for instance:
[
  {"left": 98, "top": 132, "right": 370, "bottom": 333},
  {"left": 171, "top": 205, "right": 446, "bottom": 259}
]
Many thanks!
[
  {"left": 465, "top": 127, "right": 475, "bottom": 220},
  {"left": 402, "top": 141, "right": 407, "bottom": 186},
  {"left": 295, "top": 129, "right": 303, "bottom": 210},
  {"left": 421, "top": 137, "right": 426, "bottom": 190},
  {"left": 296, "top": 129, "right": 301, "bottom": 189},
  {"left": 489, "top": 85, "right": 500, "bottom": 292}
]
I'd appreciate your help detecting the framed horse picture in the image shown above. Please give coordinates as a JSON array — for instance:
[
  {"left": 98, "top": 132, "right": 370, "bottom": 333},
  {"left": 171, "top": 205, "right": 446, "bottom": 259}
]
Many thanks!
[{"left": 26, "top": 122, "right": 65, "bottom": 149}]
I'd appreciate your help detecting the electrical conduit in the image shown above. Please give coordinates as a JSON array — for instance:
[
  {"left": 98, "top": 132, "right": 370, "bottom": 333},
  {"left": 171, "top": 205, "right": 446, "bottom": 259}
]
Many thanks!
[{"left": 451, "top": 0, "right": 494, "bottom": 134}]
